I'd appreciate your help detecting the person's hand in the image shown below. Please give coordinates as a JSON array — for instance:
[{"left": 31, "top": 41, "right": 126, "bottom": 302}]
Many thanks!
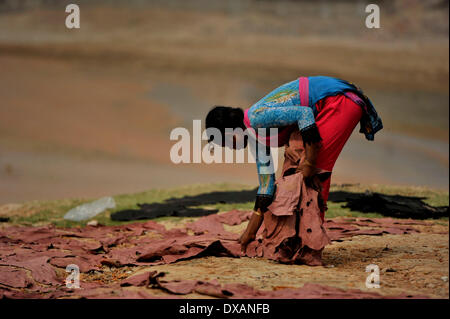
[
  {"left": 296, "top": 160, "right": 316, "bottom": 178},
  {"left": 305, "top": 175, "right": 322, "bottom": 192},
  {"left": 239, "top": 230, "right": 255, "bottom": 253},
  {"left": 296, "top": 160, "right": 322, "bottom": 191}
]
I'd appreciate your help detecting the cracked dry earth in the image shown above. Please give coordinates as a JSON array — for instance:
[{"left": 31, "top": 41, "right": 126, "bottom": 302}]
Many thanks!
[{"left": 0, "top": 211, "right": 448, "bottom": 299}]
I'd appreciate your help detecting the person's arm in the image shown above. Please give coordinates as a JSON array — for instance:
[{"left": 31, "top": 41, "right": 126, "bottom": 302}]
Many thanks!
[
  {"left": 248, "top": 105, "right": 316, "bottom": 133},
  {"left": 297, "top": 139, "right": 321, "bottom": 176},
  {"left": 239, "top": 143, "right": 275, "bottom": 252},
  {"left": 296, "top": 140, "right": 323, "bottom": 191},
  {"left": 252, "top": 142, "right": 276, "bottom": 198},
  {"left": 249, "top": 102, "right": 324, "bottom": 189},
  {"left": 248, "top": 105, "right": 322, "bottom": 149},
  {"left": 239, "top": 209, "right": 264, "bottom": 252}
]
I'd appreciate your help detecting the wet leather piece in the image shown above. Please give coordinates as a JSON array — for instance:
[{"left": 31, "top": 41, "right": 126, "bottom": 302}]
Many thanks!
[
  {"left": 0, "top": 209, "right": 429, "bottom": 298},
  {"left": 144, "top": 271, "right": 426, "bottom": 299},
  {"left": 110, "top": 189, "right": 258, "bottom": 221},
  {"left": 245, "top": 130, "right": 331, "bottom": 265},
  {"left": 329, "top": 191, "right": 448, "bottom": 219}
]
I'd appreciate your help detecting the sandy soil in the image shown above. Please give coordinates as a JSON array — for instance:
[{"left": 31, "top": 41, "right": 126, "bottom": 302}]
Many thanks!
[
  {"left": 79, "top": 220, "right": 449, "bottom": 299},
  {"left": 0, "top": 1, "right": 447, "bottom": 302}
]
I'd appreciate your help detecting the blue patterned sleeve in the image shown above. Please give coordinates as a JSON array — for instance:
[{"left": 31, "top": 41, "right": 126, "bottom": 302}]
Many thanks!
[
  {"left": 249, "top": 106, "right": 316, "bottom": 132},
  {"left": 256, "top": 163, "right": 276, "bottom": 197},
  {"left": 253, "top": 143, "right": 276, "bottom": 197},
  {"left": 247, "top": 79, "right": 315, "bottom": 201}
]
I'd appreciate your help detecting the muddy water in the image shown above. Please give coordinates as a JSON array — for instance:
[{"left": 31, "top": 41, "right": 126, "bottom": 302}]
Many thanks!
[
  {"left": 0, "top": 55, "right": 447, "bottom": 204},
  {"left": 335, "top": 131, "right": 449, "bottom": 189}
]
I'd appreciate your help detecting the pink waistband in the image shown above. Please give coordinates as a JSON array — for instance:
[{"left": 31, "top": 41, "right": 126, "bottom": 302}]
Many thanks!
[
  {"left": 298, "top": 76, "right": 309, "bottom": 106},
  {"left": 243, "top": 109, "right": 251, "bottom": 128}
]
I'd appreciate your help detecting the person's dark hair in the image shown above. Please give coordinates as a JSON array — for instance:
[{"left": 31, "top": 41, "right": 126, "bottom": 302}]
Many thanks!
[{"left": 205, "top": 106, "right": 244, "bottom": 144}]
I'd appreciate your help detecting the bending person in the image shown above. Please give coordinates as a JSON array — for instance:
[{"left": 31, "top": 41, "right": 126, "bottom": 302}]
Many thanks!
[{"left": 205, "top": 76, "right": 383, "bottom": 254}]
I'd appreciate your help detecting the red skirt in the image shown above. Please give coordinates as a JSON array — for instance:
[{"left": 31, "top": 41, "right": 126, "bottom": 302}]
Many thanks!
[{"left": 314, "top": 94, "right": 364, "bottom": 220}]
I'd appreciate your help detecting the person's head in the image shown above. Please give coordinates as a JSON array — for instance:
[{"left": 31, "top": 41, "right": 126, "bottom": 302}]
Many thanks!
[{"left": 205, "top": 106, "right": 248, "bottom": 149}]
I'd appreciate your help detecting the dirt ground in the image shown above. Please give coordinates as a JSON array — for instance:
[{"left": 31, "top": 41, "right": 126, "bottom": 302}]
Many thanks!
[
  {"left": 0, "top": 200, "right": 448, "bottom": 299},
  {"left": 0, "top": 1, "right": 448, "bottom": 300},
  {"left": 119, "top": 219, "right": 449, "bottom": 298},
  {"left": 62, "top": 218, "right": 449, "bottom": 299}
]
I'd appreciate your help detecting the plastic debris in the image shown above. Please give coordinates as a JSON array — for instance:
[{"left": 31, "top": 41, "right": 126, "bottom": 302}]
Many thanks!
[
  {"left": 87, "top": 220, "right": 99, "bottom": 227},
  {"left": 64, "top": 197, "right": 116, "bottom": 221}
]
